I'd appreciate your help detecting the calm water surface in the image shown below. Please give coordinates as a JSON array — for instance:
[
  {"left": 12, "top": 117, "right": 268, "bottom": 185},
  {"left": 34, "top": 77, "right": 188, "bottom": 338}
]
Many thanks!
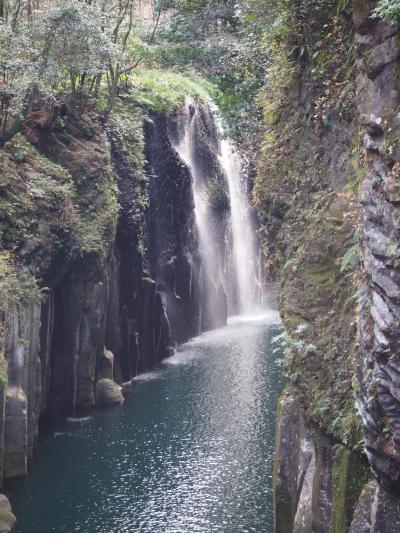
[{"left": 8, "top": 303, "right": 283, "bottom": 533}]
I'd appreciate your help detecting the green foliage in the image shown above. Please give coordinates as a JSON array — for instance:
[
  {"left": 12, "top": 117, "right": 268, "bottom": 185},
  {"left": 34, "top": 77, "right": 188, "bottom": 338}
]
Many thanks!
[
  {"left": 0, "top": 0, "right": 167, "bottom": 143},
  {"left": 330, "top": 445, "right": 370, "bottom": 533},
  {"left": 0, "top": 133, "right": 77, "bottom": 249},
  {"left": 0, "top": 252, "right": 44, "bottom": 305},
  {"left": 340, "top": 244, "right": 360, "bottom": 273},
  {"left": 129, "top": 69, "right": 214, "bottom": 114},
  {"left": 157, "top": 0, "right": 269, "bottom": 139},
  {"left": 373, "top": 0, "right": 400, "bottom": 21},
  {"left": 0, "top": 0, "right": 117, "bottom": 143}
]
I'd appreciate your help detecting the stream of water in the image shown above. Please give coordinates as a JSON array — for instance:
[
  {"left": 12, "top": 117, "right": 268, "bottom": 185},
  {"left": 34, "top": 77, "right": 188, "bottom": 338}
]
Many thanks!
[{"left": 7, "top": 298, "right": 283, "bottom": 533}]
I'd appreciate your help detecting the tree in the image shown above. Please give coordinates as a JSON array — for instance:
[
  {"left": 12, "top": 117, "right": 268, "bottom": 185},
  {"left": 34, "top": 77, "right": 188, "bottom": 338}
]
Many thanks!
[{"left": 0, "top": 1, "right": 117, "bottom": 146}]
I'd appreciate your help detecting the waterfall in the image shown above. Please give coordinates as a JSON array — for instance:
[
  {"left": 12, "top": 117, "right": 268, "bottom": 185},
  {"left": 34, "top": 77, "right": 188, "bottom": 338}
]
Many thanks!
[
  {"left": 172, "top": 99, "right": 227, "bottom": 330},
  {"left": 172, "top": 97, "right": 260, "bottom": 323},
  {"left": 215, "top": 117, "right": 258, "bottom": 314}
]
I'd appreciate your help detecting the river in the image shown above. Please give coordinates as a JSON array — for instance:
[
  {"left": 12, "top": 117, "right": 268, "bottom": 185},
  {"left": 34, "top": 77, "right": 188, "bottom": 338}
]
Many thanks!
[{"left": 7, "top": 297, "right": 283, "bottom": 533}]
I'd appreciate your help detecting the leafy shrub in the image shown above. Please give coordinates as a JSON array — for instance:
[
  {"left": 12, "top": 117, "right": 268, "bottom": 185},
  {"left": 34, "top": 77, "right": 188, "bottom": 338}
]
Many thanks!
[{"left": 129, "top": 69, "right": 214, "bottom": 114}]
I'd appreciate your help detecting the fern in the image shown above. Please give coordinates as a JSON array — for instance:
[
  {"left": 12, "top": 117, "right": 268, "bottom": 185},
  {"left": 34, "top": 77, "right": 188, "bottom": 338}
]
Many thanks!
[
  {"left": 372, "top": 0, "right": 400, "bottom": 22},
  {"left": 340, "top": 244, "right": 360, "bottom": 273}
]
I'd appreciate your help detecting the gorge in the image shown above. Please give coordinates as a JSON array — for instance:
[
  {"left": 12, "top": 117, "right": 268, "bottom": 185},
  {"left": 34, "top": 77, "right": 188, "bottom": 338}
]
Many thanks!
[
  {"left": 3, "top": 0, "right": 400, "bottom": 532},
  {"left": 1, "top": 88, "right": 271, "bottom": 531}
]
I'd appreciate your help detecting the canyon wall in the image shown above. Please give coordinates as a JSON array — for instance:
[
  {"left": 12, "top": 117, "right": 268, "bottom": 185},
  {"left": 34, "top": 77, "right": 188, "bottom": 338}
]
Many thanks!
[
  {"left": 0, "top": 98, "right": 229, "bottom": 507},
  {"left": 254, "top": 0, "right": 400, "bottom": 531}
]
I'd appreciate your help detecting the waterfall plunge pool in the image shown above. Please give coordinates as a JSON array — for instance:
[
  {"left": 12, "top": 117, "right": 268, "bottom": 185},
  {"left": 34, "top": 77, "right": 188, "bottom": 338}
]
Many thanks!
[{"left": 7, "top": 297, "right": 284, "bottom": 533}]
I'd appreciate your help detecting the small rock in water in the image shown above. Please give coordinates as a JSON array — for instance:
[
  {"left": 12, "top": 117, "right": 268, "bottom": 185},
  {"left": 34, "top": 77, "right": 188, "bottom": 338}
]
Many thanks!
[
  {"left": 96, "top": 379, "right": 124, "bottom": 407},
  {"left": 0, "top": 494, "right": 17, "bottom": 533}
]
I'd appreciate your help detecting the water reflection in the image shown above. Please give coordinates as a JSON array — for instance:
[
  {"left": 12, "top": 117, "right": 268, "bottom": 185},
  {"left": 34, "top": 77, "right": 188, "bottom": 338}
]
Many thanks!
[{"left": 8, "top": 308, "right": 283, "bottom": 533}]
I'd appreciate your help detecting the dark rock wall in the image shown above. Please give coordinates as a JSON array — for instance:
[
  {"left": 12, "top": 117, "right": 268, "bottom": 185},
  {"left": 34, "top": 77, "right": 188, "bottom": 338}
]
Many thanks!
[
  {"left": 145, "top": 106, "right": 230, "bottom": 340},
  {"left": 145, "top": 113, "right": 202, "bottom": 343},
  {"left": 355, "top": 2, "right": 400, "bottom": 495}
]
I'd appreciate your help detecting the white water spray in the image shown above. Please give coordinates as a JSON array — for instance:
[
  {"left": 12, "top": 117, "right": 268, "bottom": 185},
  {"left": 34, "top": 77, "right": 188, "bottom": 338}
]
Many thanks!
[
  {"left": 173, "top": 97, "right": 261, "bottom": 320},
  {"left": 216, "top": 118, "right": 259, "bottom": 314},
  {"left": 172, "top": 99, "right": 224, "bottom": 329}
]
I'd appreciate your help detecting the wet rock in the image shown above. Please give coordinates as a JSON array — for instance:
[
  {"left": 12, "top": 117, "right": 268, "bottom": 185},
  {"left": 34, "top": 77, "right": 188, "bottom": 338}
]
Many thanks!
[
  {"left": 4, "top": 387, "right": 27, "bottom": 479},
  {"left": 95, "top": 379, "right": 124, "bottom": 407},
  {"left": 145, "top": 112, "right": 203, "bottom": 343},
  {"left": 350, "top": 481, "right": 400, "bottom": 533},
  {"left": 274, "top": 387, "right": 332, "bottom": 533},
  {"left": 97, "top": 348, "right": 114, "bottom": 381},
  {"left": 365, "top": 36, "right": 400, "bottom": 80},
  {"left": 274, "top": 387, "right": 368, "bottom": 533},
  {"left": 356, "top": 1, "right": 400, "bottom": 495},
  {"left": 0, "top": 495, "right": 16, "bottom": 533},
  {"left": 371, "top": 482, "right": 400, "bottom": 532},
  {"left": 349, "top": 481, "right": 374, "bottom": 533}
]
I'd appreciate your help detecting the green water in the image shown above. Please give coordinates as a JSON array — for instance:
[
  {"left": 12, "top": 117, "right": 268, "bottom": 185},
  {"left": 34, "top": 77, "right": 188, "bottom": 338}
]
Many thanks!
[{"left": 7, "top": 305, "right": 283, "bottom": 533}]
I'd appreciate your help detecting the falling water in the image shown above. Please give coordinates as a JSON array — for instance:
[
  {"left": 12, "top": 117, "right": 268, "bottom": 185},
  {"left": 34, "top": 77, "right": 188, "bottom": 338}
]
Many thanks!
[
  {"left": 172, "top": 98, "right": 260, "bottom": 319},
  {"left": 216, "top": 118, "right": 258, "bottom": 314},
  {"left": 172, "top": 99, "right": 225, "bottom": 329}
]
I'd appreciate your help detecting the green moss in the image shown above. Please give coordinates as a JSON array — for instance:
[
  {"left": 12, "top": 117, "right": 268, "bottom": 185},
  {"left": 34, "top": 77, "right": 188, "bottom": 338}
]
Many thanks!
[
  {"left": 276, "top": 190, "right": 362, "bottom": 447},
  {"left": 330, "top": 445, "right": 370, "bottom": 533},
  {"left": 129, "top": 69, "right": 215, "bottom": 114},
  {"left": 0, "top": 253, "right": 45, "bottom": 306},
  {"left": 273, "top": 386, "right": 297, "bottom": 533},
  {"left": 0, "top": 354, "right": 7, "bottom": 388}
]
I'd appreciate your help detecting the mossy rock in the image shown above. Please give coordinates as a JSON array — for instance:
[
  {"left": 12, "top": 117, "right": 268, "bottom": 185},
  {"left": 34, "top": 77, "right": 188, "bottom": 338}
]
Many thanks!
[{"left": 330, "top": 446, "right": 370, "bottom": 533}]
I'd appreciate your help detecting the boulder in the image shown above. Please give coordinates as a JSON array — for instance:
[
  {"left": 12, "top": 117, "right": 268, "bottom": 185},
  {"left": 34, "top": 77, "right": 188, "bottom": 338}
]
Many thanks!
[
  {"left": 95, "top": 379, "right": 124, "bottom": 407},
  {"left": 0, "top": 494, "right": 16, "bottom": 533}
]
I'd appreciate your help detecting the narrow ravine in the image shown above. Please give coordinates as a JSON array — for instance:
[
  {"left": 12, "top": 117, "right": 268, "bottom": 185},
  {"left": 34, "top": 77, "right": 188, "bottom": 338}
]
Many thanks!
[{"left": 7, "top": 298, "right": 283, "bottom": 533}]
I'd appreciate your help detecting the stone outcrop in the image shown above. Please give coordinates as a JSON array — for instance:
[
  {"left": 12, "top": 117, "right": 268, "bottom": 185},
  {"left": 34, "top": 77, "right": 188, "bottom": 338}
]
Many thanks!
[
  {"left": 145, "top": 112, "right": 202, "bottom": 343},
  {"left": 145, "top": 106, "right": 230, "bottom": 340},
  {"left": 274, "top": 387, "right": 368, "bottom": 533},
  {"left": 349, "top": 480, "right": 400, "bottom": 533},
  {"left": 269, "top": 2, "right": 400, "bottom": 530}
]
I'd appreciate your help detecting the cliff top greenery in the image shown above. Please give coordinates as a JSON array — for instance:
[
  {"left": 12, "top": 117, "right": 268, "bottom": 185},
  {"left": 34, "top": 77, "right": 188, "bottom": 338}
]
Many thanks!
[{"left": 129, "top": 69, "right": 214, "bottom": 114}]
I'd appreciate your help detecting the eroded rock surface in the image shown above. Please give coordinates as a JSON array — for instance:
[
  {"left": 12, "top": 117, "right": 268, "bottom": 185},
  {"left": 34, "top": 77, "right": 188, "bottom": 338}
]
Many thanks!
[
  {"left": 275, "top": 387, "right": 368, "bottom": 533},
  {"left": 0, "top": 100, "right": 231, "bottom": 501},
  {"left": 356, "top": 2, "right": 400, "bottom": 495}
]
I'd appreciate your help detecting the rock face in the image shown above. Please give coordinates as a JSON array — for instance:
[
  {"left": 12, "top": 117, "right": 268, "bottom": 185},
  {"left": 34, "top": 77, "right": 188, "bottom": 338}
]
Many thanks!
[
  {"left": 355, "top": 3, "right": 400, "bottom": 495},
  {"left": 145, "top": 106, "right": 230, "bottom": 340},
  {"left": 274, "top": 387, "right": 368, "bottom": 533},
  {"left": 145, "top": 112, "right": 202, "bottom": 343},
  {"left": 349, "top": 480, "right": 400, "bottom": 533},
  {"left": 270, "top": 3, "right": 400, "bottom": 530}
]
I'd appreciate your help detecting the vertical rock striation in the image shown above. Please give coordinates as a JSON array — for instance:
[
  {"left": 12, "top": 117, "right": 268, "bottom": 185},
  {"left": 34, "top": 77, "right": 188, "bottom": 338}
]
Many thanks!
[
  {"left": 356, "top": 1, "right": 400, "bottom": 494},
  {"left": 273, "top": 2, "right": 400, "bottom": 530}
]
